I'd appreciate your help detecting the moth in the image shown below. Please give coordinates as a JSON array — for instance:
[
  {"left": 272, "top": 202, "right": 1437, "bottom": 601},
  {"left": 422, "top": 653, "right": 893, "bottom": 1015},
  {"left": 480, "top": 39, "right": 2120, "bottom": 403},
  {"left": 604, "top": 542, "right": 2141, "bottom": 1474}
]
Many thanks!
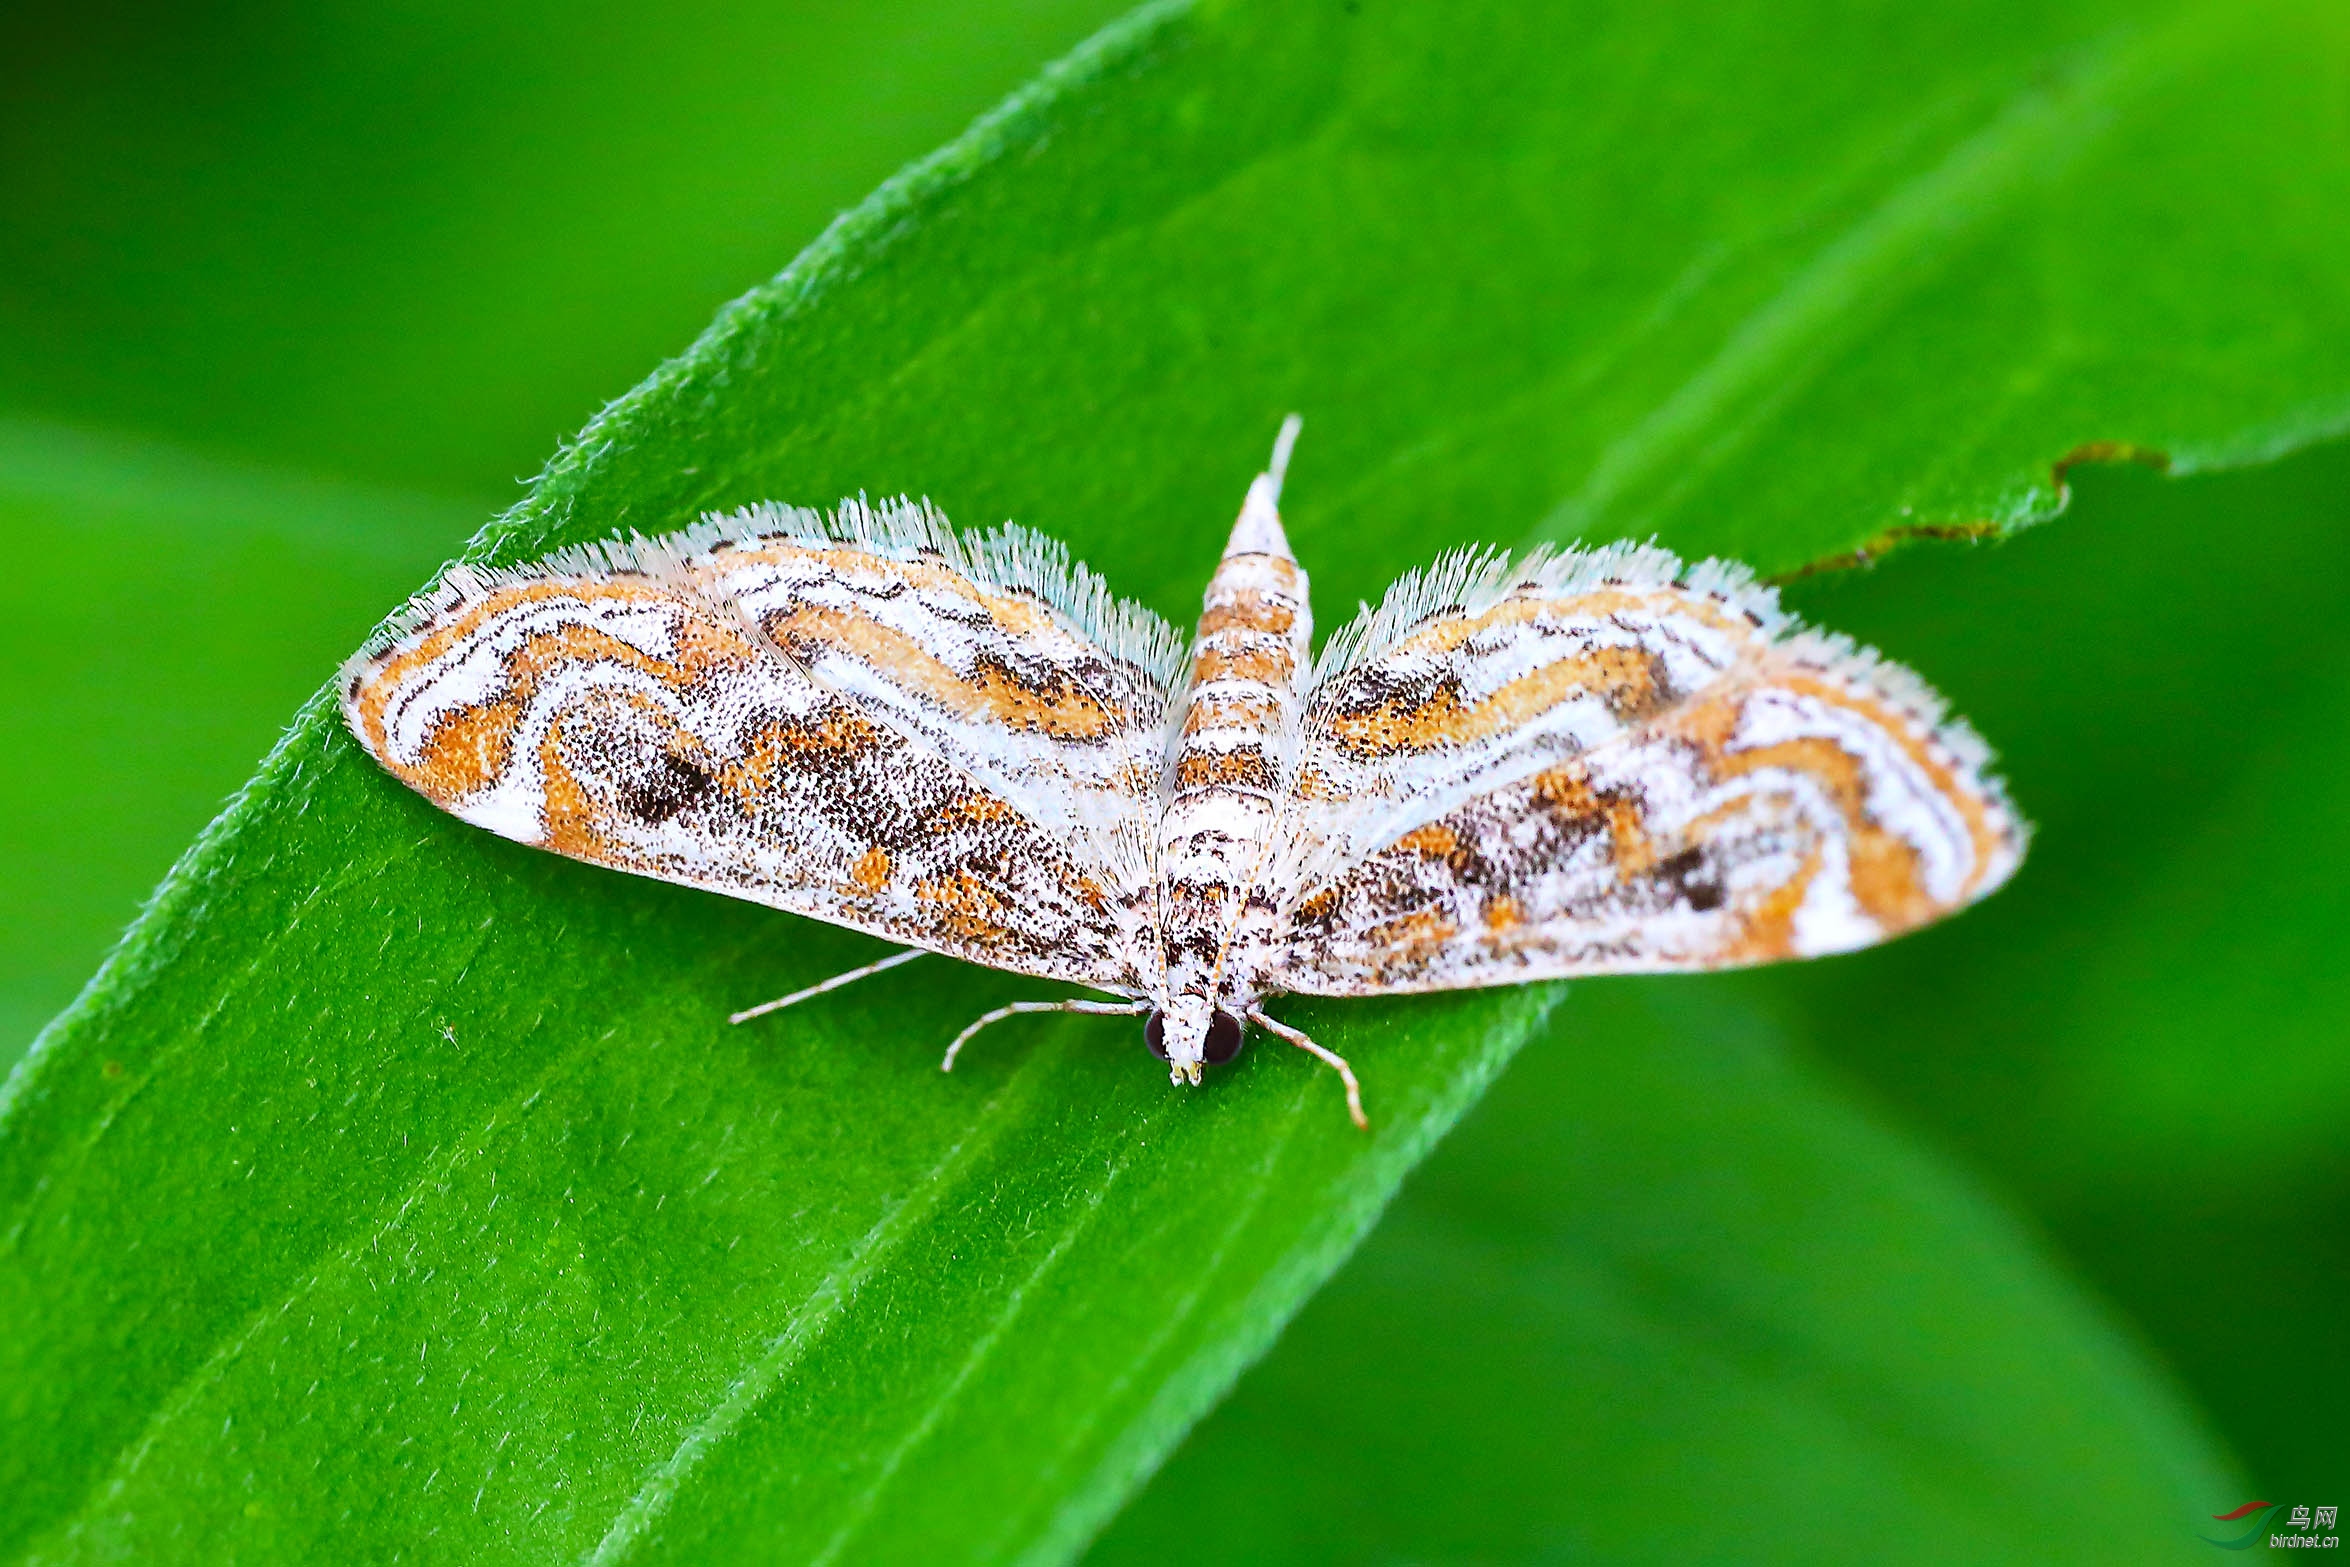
[{"left": 342, "top": 419, "right": 2023, "bottom": 1127}]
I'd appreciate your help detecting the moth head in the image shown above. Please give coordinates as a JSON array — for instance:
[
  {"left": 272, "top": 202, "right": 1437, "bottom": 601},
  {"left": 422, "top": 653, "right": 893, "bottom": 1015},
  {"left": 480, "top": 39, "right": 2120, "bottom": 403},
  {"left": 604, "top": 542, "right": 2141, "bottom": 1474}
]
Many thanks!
[{"left": 1144, "top": 996, "right": 1245, "bottom": 1086}]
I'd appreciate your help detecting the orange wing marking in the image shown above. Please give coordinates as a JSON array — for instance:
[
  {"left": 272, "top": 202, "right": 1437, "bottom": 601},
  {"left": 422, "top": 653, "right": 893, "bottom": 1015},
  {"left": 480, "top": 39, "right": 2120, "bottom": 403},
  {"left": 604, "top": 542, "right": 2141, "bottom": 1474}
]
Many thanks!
[
  {"left": 762, "top": 603, "right": 1124, "bottom": 740},
  {"left": 1326, "top": 644, "right": 1667, "bottom": 759}
]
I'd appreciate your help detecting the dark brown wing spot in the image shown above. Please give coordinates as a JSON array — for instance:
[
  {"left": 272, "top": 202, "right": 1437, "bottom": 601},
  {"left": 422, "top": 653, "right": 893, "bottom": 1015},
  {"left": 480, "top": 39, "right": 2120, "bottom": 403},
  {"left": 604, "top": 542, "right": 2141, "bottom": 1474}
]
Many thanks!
[
  {"left": 618, "top": 751, "right": 716, "bottom": 825},
  {"left": 1651, "top": 846, "right": 1723, "bottom": 912}
]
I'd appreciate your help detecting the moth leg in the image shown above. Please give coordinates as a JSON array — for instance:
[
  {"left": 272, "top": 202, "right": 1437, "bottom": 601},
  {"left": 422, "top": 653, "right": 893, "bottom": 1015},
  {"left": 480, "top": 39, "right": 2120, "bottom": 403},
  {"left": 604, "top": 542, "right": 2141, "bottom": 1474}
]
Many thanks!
[
  {"left": 1248, "top": 1009, "right": 1368, "bottom": 1132},
  {"left": 729, "top": 947, "right": 930, "bottom": 1025},
  {"left": 942, "top": 998, "right": 1145, "bottom": 1072}
]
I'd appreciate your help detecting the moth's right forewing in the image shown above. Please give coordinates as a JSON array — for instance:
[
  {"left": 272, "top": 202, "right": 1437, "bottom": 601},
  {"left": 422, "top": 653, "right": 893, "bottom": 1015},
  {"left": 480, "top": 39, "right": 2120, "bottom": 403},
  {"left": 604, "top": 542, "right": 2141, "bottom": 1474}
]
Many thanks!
[
  {"left": 1273, "top": 549, "right": 2024, "bottom": 997},
  {"left": 1282, "top": 545, "right": 1766, "bottom": 886}
]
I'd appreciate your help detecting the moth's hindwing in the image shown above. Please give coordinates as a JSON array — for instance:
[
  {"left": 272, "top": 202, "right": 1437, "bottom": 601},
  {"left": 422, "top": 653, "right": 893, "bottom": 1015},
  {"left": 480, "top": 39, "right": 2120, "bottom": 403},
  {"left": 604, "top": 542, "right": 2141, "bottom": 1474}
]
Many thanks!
[
  {"left": 1277, "top": 554, "right": 2023, "bottom": 995},
  {"left": 341, "top": 505, "right": 1181, "bottom": 990}
]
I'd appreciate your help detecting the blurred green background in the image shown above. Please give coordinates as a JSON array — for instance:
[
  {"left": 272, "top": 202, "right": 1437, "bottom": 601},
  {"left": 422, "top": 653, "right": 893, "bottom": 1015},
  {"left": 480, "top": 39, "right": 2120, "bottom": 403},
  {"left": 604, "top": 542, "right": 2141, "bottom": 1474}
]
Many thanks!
[
  {"left": 3, "top": 0, "right": 2341, "bottom": 1551},
  {"left": 0, "top": 0, "right": 1133, "bottom": 1051}
]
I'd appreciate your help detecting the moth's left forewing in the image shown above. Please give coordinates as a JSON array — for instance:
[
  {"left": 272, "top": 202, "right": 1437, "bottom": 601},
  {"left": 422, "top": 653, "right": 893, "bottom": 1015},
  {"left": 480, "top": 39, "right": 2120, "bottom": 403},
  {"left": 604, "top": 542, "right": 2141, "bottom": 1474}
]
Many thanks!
[
  {"left": 339, "top": 506, "right": 1182, "bottom": 991},
  {"left": 680, "top": 512, "right": 1183, "bottom": 855},
  {"left": 1275, "top": 552, "right": 2025, "bottom": 997}
]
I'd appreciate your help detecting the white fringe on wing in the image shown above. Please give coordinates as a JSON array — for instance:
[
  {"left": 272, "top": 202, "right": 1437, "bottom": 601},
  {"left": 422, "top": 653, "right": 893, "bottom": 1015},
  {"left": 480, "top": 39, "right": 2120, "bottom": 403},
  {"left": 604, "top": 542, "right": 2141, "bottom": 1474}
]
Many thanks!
[
  {"left": 349, "top": 496, "right": 1190, "bottom": 690},
  {"left": 1305, "top": 537, "right": 1798, "bottom": 689}
]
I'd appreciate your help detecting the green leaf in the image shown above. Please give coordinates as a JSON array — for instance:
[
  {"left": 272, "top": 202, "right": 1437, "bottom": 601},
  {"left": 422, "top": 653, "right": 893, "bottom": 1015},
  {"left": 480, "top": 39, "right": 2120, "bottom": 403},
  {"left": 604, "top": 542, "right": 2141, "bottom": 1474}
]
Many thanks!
[
  {"left": 0, "top": 418, "right": 470, "bottom": 1056},
  {"left": 0, "top": 0, "right": 1135, "bottom": 494},
  {"left": 5, "top": 1, "right": 2346, "bottom": 1563},
  {"left": 1756, "top": 441, "right": 2350, "bottom": 1497},
  {"left": 1089, "top": 980, "right": 2237, "bottom": 1565}
]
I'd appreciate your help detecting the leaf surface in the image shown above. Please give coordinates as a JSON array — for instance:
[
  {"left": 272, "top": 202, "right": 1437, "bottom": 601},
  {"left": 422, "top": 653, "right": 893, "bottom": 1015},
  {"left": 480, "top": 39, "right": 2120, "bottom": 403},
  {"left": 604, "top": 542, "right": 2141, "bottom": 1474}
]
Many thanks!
[
  {"left": 0, "top": 418, "right": 468, "bottom": 1054},
  {"left": 5, "top": 0, "right": 2347, "bottom": 1561},
  {"left": 1091, "top": 981, "right": 2235, "bottom": 1565}
]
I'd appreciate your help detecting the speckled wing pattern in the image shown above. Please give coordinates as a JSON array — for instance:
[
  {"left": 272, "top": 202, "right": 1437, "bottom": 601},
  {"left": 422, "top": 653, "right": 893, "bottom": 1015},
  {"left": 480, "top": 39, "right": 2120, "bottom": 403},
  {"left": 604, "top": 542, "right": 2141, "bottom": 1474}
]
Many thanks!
[
  {"left": 344, "top": 470, "right": 2023, "bottom": 1042},
  {"left": 1273, "top": 543, "right": 2023, "bottom": 996},
  {"left": 339, "top": 501, "right": 1184, "bottom": 988}
]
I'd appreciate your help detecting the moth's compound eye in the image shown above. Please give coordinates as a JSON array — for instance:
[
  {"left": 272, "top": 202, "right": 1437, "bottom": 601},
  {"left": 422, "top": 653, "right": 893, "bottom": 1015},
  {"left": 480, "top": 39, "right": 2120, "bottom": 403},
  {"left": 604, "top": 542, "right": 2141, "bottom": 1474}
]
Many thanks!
[
  {"left": 1144, "top": 1011, "right": 1169, "bottom": 1061},
  {"left": 1203, "top": 1010, "right": 1244, "bottom": 1067}
]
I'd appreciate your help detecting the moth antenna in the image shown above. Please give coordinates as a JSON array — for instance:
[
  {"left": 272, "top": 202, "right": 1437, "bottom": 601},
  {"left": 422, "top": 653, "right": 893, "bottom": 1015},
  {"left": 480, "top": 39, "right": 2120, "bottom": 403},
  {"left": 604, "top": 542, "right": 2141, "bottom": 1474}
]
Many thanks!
[{"left": 1265, "top": 413, "right": 1303, "bottom": 501}]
